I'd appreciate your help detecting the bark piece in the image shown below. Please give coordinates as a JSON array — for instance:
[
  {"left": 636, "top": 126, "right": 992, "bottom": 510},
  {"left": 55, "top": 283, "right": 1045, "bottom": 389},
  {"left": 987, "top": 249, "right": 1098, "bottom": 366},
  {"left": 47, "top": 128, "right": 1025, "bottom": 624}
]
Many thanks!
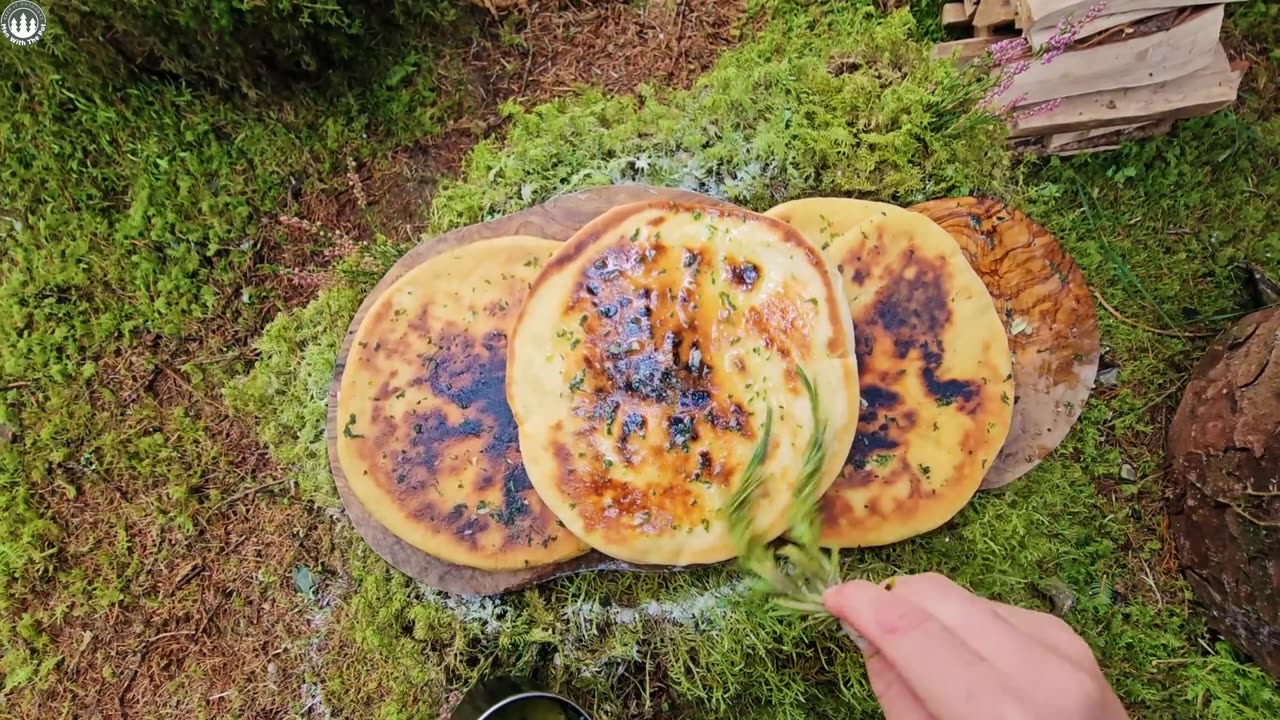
[{"left": 1167, "top": 307, "right": 1280, "bottom": 679}]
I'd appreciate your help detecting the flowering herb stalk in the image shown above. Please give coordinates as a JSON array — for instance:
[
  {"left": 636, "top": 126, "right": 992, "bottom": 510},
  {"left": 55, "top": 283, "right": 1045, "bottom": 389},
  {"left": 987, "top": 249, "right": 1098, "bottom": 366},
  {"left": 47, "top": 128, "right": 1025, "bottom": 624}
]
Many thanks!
[
  {"left": 724, "top": 367, "right": 844, "bottom": 623},
  {"left": 978, "top": 0, "right": 1109, "bottom": 120}
]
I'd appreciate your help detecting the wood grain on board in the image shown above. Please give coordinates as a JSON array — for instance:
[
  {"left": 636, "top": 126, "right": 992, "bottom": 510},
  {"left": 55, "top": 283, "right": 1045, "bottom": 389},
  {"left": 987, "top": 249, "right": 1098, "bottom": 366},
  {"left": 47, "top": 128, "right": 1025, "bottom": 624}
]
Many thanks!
[
  {"left": 909, "top": 197, "right": 1100, "bottom": 490},
  {"left": 1009, "top": 46, "right": 1243, "bottom": 137},
  {"left": 326, "top": 185, "right": 739, "bottom": 596},
  {"left": 1005, "top": 4, "right": 1225, "bottom": 106}
]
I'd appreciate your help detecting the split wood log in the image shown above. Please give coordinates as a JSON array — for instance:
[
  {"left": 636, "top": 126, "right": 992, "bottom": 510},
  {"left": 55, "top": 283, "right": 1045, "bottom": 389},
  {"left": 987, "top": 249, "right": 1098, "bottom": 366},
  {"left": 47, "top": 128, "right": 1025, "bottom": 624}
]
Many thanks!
[
  {"left": 1008, "top": 48, "right": 1244, "bottom": 138},
  {"left": 1046, "top": 117, "right": 1174, "bottom": 152},
  {"left": 1027, "top": 6, "right": 1175, "bottom": 47},
  {"left": 1022, "top": 0, "right": 1240, "bottom": 37},
  {"left": 932, "top": 35, "right": 1016, "bottom": 64},
  {"left": 1055, "top": 144, "right": 1120, "bottom": 155},
  {"left": 974, "top": 0, "right": 1018, "bottom": 30},
  {"left": 1046, "top": 121, "right": 1157, "bottom": 148},
  {"left": 1004, "top": 5, "right": 1224, "bottom": 106},
  {"left": 943, "top": 2, "right": 972, "bottom": 28},
  {"left": 1016, "top": 0, "right": 1033, "bottom": 29}
]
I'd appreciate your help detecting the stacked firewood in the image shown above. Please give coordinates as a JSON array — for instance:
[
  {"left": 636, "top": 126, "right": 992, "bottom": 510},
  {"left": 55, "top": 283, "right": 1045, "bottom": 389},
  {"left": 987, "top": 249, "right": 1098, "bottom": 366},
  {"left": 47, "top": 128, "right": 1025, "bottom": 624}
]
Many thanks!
[{"left": 935, "top": 1, "right": 1247, "bottom": 155}]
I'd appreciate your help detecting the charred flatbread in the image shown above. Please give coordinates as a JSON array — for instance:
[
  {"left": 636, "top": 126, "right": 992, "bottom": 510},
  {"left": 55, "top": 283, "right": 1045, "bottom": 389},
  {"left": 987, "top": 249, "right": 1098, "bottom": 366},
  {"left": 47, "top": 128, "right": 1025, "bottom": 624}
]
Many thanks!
[
  {"left": 507, "top": 201, "right": 860, "bottom": 565},
  {"left": 336, "top": 236, "right": 591, "bottom": 570},
  {"left": 773, "top": 203, "right": 1014, "bottom": 546}
]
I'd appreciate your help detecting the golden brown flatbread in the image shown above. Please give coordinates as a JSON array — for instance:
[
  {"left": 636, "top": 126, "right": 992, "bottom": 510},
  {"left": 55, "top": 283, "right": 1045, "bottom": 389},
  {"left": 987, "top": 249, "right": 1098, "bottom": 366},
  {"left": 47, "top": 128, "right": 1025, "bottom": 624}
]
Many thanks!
[
  {"left": 773, "top": 203, "right": 1014, "bottom": 546},
  {"left": 764, "top": 197, "right": 899, "bottom": 251},
  {"left": 336, "top": 236, "right": 590, "bottom": 570},
  {"left": 508, "top": 201, "right": 860, "bottom": 565}
]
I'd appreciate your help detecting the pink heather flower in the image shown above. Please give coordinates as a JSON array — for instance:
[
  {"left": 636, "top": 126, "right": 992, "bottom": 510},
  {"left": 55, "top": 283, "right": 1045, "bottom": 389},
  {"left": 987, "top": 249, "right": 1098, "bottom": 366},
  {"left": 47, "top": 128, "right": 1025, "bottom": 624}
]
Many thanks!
[
  {"left": 277, "top": 214, "right": 322, "bottom": 235},
  {"left": 1040, "top": 0, "right": 1108, "bottom": 64},
  {"left": 989, "top": 37, "right": 1030, "bottom": 65},
  {"left": 1013, "top": 98, "right": 1063, "bottom": 121},
  {"left": 322, "top": 233, "right": 359, "bottom": 261},
  {"left": 1082, "top": 0, "right": 1109, "bottom": 23},
  {"left": 986, "top": 93, "right": 1031, "bottom": 120},
  {"left": 980, "top": 58, "right": 1031, "bottom": 110}
]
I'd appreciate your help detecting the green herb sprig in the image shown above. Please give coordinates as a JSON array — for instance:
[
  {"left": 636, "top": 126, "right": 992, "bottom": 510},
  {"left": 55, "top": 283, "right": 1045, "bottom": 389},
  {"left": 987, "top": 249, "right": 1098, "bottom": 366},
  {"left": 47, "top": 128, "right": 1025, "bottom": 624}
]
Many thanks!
[{"left": 725, "top": 367, "right": 844, "bottom": 623}]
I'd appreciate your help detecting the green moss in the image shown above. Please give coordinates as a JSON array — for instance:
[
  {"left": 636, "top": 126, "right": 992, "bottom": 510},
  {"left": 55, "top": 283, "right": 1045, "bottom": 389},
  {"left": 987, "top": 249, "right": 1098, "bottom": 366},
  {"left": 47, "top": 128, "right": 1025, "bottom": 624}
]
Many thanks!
[
  {"left": 225, "top": 287, "right": 361, "bottom": 508},
  {"left": 1, "top": 0, "right": 464, "bottom": 95},
  {"left": 0, "top": 0, "right": 464, "bottom": 700},
  {"left": 429, "top": 5, "right": 1007, "bottom": 231},
  {"left": 227, "top": 3, "right": 1280, "bottom": 719}
]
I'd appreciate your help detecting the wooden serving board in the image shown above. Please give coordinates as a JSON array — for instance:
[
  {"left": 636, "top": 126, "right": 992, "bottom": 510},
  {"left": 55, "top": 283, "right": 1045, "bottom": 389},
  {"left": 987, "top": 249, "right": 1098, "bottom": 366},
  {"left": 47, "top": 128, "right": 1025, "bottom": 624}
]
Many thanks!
[
  {"left": 910, "top": 197, "right": 1101, "bottom": 489},
  {"left": 326, "top": 185, "right": 740, "bottom": 596}
]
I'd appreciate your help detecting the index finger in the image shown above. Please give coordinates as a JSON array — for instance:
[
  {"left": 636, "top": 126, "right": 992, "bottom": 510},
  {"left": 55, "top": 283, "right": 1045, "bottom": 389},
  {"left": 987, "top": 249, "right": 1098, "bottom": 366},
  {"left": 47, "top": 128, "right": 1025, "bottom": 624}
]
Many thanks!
[
  {"left": 886, "top": 573, "right": 1093, "bottom": 674},
  {"left": 824, "top": 580, "right": 1014, "bottom": 719}
]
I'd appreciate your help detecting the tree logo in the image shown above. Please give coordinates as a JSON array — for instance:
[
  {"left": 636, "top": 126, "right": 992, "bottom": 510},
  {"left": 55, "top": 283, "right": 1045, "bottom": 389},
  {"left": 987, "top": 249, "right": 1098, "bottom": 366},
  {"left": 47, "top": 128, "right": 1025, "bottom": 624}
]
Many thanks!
[{"left": 2, "top": 1, "right": 46, "bottom": 46}]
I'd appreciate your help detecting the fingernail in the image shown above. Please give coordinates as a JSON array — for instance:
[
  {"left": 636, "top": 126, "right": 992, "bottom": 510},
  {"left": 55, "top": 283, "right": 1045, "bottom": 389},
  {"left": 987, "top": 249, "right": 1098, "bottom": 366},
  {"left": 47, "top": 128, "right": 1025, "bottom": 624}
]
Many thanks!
[{"left": 840, "top": 621, "right": 870, "bottom": 652}]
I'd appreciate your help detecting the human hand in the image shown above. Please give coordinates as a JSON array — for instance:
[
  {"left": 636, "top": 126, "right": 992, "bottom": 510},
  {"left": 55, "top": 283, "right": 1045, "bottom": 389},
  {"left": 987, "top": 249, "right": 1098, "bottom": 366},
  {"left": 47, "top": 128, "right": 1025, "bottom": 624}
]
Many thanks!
[{"left": 823, "top": 573, "right": 1128, "bottom": 720}]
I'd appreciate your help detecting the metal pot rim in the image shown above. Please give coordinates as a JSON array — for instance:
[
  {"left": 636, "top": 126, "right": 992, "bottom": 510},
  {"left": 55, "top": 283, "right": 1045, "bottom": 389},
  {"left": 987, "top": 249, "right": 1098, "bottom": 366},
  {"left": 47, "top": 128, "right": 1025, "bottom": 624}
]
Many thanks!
[{"left": 474, "top": 690, "right": 591, "bottom": 720}]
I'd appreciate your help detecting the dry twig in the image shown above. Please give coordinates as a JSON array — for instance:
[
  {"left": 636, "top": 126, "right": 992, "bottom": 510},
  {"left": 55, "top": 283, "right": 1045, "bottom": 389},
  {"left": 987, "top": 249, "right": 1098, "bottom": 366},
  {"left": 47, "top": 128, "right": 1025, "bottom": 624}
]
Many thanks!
[{"left": 1092, "top": 289, "right": 1215, "bottom": 338}]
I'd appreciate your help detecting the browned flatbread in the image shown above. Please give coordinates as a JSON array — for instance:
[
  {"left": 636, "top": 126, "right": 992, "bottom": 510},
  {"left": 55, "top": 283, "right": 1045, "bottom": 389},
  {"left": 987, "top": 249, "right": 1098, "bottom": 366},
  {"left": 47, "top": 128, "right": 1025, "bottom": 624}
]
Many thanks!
[
  {"left": 508, "top": 201, "right": 860, "bottom": 565},
  {"left": 335, "top": 236, "right": 590, "bottom": 570},
  {"left": 768, "top": 201, "right": 1014, "bottom": 547}
]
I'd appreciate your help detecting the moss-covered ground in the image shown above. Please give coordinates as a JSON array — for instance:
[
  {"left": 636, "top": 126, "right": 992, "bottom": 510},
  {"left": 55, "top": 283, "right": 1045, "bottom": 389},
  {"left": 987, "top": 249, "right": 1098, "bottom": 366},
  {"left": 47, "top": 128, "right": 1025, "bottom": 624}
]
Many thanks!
[{"left": 4, "top": 0, "right": 1280, "bottom": 717}]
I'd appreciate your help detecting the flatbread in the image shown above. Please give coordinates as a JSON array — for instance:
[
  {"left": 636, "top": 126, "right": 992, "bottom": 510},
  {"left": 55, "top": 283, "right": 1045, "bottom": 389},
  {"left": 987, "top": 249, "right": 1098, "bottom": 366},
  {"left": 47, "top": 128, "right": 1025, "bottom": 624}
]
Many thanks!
[
  {"left": 508, "top": 201, "right": 860, "bottom": 566},
  {"left": 775, "top": 204, "right": 1014, "bottom": 546},
  {"left": 764, "top": 197, "right": 899, "bottom": 251},
  {"left": 336, "top": 236, "right": 591, "bottom": 571}
]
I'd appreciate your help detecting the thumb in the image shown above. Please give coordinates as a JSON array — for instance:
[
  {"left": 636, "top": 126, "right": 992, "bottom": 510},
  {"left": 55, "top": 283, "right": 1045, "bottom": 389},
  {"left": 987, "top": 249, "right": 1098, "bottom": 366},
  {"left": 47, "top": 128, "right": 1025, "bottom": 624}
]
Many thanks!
[
  {"left": 826, "top": 582, "right": 937, "bottom": 719},
  {"left": 825, "top": 580, "right": 883, "bottom": 651}
]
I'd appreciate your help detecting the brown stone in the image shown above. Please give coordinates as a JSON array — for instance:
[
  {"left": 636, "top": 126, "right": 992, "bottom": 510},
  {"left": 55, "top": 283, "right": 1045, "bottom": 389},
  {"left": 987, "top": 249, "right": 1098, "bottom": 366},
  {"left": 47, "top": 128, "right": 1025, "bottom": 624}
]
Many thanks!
[{"left": 1167, "top": 307, "right": 1280, "bottom": 679}]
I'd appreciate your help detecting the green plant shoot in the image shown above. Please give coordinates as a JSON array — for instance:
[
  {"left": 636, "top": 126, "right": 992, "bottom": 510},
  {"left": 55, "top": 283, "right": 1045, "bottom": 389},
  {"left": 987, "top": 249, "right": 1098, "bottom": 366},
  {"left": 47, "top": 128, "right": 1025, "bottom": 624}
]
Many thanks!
[{"left": 725, "top": 366, "right": 846, "bottom": 625}]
